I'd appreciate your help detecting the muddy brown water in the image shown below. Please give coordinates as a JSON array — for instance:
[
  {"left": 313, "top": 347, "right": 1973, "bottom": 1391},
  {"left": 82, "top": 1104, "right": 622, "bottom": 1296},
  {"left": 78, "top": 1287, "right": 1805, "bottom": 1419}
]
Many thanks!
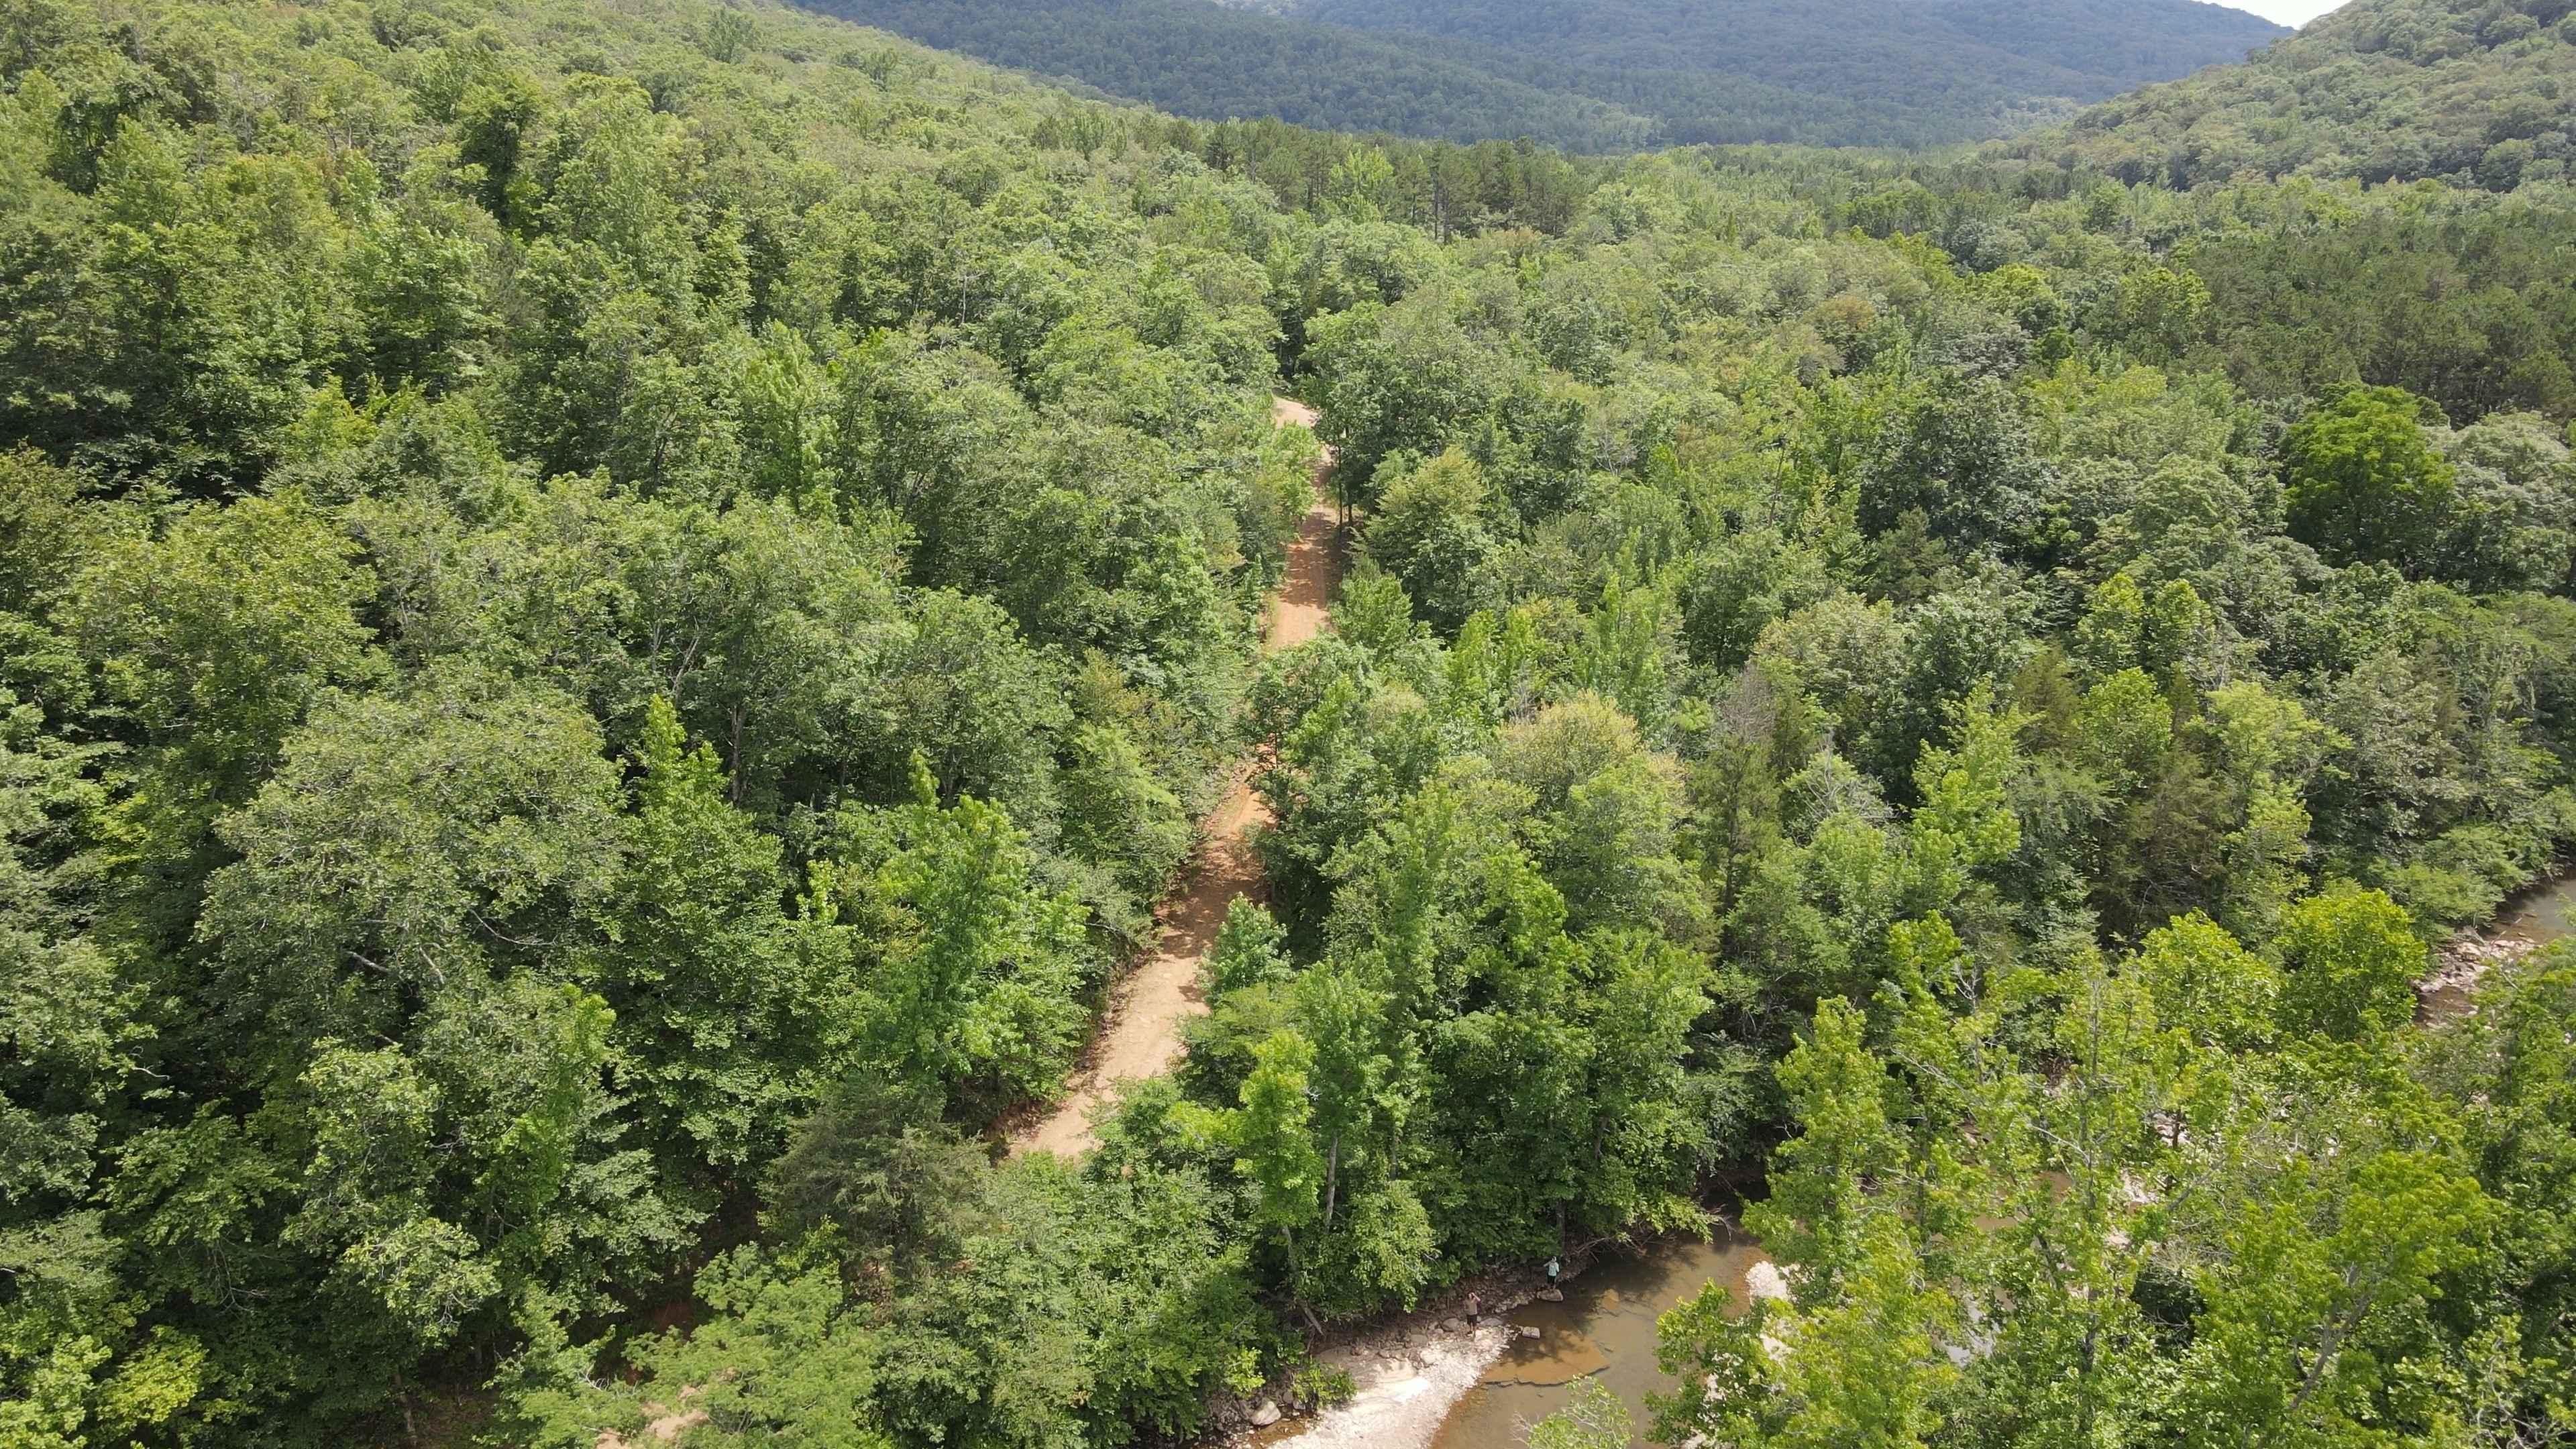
[
  {"left": 2422, "top": 873, "right": 2576, "bottom": 1023},
  {"left": 1426, "top": 1228, "right": 1770, "bottom": 1449},
  {"left": 2493, "top": 875, "right": 2576, "bottom": 945},
  {"left": 1423, "top": 874, "right": 2576, "bottom": 1447}
]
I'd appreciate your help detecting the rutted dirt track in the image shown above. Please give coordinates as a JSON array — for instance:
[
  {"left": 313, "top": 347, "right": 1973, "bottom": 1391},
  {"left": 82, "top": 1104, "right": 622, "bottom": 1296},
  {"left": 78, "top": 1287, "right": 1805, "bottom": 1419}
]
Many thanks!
[{"left": 1010, "top": 398, "right": 1338, "bottom": 1159}]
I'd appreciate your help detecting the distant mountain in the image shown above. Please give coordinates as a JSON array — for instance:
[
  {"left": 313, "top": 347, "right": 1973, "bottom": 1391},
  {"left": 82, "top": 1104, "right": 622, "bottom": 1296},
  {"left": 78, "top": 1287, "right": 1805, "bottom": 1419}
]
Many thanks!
[
  {"left": 2001, "top": 0, "right": 2576, "bottom": 185},
  {"left": 791, "top": 0, "right": 1666, "bottom": 151},
  {"left": 1909, "top": 0, "right": 2297, "bottom": 81},
  {"left": 792, "top": 0, "right": 2288, "bottom": 150}
]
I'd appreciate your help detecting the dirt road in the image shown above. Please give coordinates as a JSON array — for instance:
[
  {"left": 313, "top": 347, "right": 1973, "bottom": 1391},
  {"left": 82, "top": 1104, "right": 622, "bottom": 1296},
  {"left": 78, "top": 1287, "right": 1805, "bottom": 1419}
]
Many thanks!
[{"left": 1011, "top": 398, "right": 1338, "bottom": 1158}]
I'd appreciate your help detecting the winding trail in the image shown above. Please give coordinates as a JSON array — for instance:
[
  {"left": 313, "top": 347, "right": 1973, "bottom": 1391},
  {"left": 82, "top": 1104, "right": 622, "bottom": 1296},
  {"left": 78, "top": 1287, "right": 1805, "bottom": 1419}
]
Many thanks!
[{"left": 1011, "top": 398, "right": 1338, "bottom": 1159}]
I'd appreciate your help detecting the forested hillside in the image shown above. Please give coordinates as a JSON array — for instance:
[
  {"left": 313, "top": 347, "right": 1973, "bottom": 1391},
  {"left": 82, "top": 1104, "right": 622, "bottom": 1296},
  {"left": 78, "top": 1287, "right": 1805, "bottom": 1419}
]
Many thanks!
[
  {"left": 5, "top": 0, "right": 2576, "bottom": 1444},
  {"left": 800, "top": 0, "right": 2286, "bottom": 151},
  {"left": 1292, "top": 0, "right": 2288, "bottom": 137},
  {"left": 1913, "top": 0, "right": 2290, "bottom": 82},
  {"left": 2007, "top": 0, "right": 2576, "bottom": 183},
  {"left": 796, "top": 0, "right": 1672, "bottom": 153}
]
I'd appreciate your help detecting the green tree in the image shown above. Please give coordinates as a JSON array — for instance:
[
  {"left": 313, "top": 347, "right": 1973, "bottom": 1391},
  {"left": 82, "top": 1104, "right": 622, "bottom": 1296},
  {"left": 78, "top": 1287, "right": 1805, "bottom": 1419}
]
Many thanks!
[
  {"left": 1205, "top": 898, "right": 1295, "bottom": 996},
  {"left": 1305, "top": 292, "right": 1511, "bottom": 486},
  {"left": 2284, "top": 387, "right": 2459, "bottom": 574},
  {"left": 2180, "top": 1150, "right": 2492, "bottom": 1449},
  {"left": 2071, "top": 572, "right": 2212, "bottom": 680},
  {"left": 0, "top": 683, "right": 174, "bottom": 1445},
  {"left": 1360, "top": 449, "right": 1498, "bottom": 631},
  {"left": 1228, "top": 1030, "right": 1325, "bottom": 1302},
  {"left": 72, "top": 493, "right": 377, "bottom": 933},
  {"left": 761, "top": 1073, "right": 987, "bottom": 1279},
  {"left": 1057, "top": 722, "right": 1191, "bottom": 938},
  {"left": 1493, "top": 694, "right": 1698, "bottom": 938},
  {"left": 582, "top": 697, "right": 863, "bottom": 1186},
  {"left": 1527, "top": 1377, "right": 1628, "bottom": 1449},
  {"left": 2273, "top": 888, "right": 2424, "bottom": 1041},
  {"left": 822, "top": 758, "right": 1090, "bottom": 1108},
  {"left": 2136, "top": 911, "right": 2279, "bottom": 1051},
  {"left": 1659, "top": 1210, "right": 1958, "bottom": 1449},
  {"left": 197, "top": 665, "right": 621, "bottom": 1053},
  {"left": 2442, "top": 954, "right": 2576, "bottom": 1426},
  {"left": 1904, "top": 686, "right": 2026, "bottom": 920}
]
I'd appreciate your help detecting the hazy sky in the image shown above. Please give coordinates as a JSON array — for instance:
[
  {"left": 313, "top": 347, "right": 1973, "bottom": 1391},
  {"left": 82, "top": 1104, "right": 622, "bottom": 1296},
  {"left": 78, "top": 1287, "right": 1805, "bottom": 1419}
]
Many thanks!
[{"left": 2231, "top": 0, "right": 2347, "bottom": 23}]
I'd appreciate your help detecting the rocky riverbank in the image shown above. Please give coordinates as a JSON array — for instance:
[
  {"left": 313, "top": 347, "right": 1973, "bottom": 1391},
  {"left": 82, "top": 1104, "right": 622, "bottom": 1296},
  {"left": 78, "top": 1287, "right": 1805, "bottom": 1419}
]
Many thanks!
[
  {"left": 2418, "top": 924, "right": 2543, "bottom": 1022},
  {"left": 1210, "top": 1267, "right": 1564, "bottom": 1449}
]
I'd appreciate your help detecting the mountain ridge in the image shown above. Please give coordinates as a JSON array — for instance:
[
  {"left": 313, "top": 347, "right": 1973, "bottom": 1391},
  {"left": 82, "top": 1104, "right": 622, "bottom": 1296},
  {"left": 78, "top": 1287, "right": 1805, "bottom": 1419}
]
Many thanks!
[
  {"left": 793, "top": 0, "right": 2288, "bottom": 150},
  {"left": 2002, "top": 0, "right": 2576, "bottom": 184}
]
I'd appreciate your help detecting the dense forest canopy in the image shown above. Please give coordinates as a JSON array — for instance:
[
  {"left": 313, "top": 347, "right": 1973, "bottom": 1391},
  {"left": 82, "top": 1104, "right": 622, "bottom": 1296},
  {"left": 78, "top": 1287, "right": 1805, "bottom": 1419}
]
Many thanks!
[
  {"left": 3, "top": 0, "right": 2576, "bottom": 1444},
  {"left": 793, "top": 0, "right": 2286, "bottom": 152},
  {"left": 2004, "top": 0, "right": 2576, "bottom": 184}
]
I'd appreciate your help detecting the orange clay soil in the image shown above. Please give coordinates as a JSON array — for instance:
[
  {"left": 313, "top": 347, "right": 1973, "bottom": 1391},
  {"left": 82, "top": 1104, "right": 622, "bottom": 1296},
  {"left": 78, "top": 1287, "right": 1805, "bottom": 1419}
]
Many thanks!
[{"left": 1010, "top": 398, "right": 1338, "bottom": 1158}]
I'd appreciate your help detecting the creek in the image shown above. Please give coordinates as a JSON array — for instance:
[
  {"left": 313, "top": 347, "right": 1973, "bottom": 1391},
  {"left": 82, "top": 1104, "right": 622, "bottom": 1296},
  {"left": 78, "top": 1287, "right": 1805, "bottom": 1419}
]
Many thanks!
[
  {"left": 2496, "top": 875, "right": 2576, "bottom": 943},
  {"left": 1425, "top": 1226, "right": 1770, "bottom": 1448},
  {"left": 1419, "top": 873, "right": 2576, "bottom": 1448}
]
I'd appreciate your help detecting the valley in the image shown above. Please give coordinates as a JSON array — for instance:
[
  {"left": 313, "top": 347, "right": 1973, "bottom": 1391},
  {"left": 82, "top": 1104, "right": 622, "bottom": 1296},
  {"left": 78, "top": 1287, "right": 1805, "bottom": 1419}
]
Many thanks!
[{"left": 2, "top": 0, "right": 2574, "bottom": 1445}]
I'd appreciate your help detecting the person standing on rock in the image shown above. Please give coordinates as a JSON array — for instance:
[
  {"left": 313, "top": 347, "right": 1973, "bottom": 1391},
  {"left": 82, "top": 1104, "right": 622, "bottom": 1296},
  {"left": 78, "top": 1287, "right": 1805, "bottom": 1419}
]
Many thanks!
[
  {"left": 1466, "top": 1291, "right": 1481, "bottom": 1323},
  {"left": 1545, "top": 1256, "right": 1560, "bottom": 1289}
]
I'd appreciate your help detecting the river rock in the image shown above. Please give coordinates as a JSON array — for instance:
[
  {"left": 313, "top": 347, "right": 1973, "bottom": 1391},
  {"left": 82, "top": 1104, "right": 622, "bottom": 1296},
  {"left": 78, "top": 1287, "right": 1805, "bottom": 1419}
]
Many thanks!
[
  {"left": 1536, "top": 1287, "right": 1565, "bottom": 1301},
  {"left": 1440, "top": 1318, "right": 1466, "bottom": 1333},
  {"left": 1520, "top": 1325, "right": 1542, "bottom": 1339},
  {"left": 1248, "top": 1399, "right": 1281, "bottom": 1428},
  {"left": 1746, "top": 1260, "right": 1792, "bottom": 1303}
]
